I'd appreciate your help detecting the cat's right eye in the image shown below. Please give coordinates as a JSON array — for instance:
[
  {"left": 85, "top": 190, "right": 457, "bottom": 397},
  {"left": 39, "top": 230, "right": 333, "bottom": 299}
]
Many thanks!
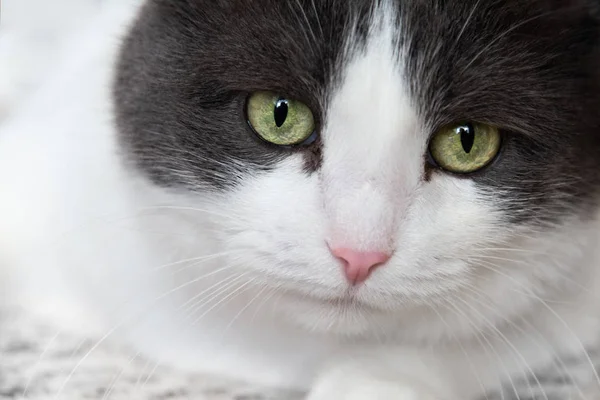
[{"left": 246, "top": 91, "right": 316, "bottom": 146}]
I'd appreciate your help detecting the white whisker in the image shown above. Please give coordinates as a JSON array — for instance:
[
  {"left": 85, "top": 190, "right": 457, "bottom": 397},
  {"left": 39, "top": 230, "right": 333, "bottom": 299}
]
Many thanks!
[
  {"left": 21, "top": 330, "right": 63, "bottom": 399},
  {"left": 152, "top": 250, "right": 241, "bottom": 272},
  {"left": 190, "top": 279, "right": 258, "bottom": 327},
  {"left": 52, "top": 321, "right": 128, "bottom": 400},
  {"left": 155, "top": 265, "right": 239, "bottom": 302},
  {"left": 139, "top": 362, "right": 160, "bottom": 392},
  {"left": 222, "top": 284, "right": 270, "bottom": 334},
  {"left": 427, "top": 303, "right": 490, "bottom": 400},
  {"left": 101, "top": 351, "right": 141, "bottom": 400},
  {"left": 461, "top": 7, "right": 581, "bottom": 73},
  {"left": 460, "top": 284, "right": 588, "bottom": 400},
  {"left": 454, "top": 296, "right": 549, "bottom": 400},
  {"left": 440, "top": 300, "right": 517, "bottom": 400},
  {"left": 180, "top": 272, "right": 249, "bottom": 316}
]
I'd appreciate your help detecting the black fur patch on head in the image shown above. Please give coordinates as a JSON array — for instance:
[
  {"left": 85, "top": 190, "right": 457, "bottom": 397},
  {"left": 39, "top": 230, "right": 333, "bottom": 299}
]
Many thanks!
[
  {"left": 114, "top": 0, "right": 372, "bottom": 189},
  {"left": 401, "top": 0, "right": 600, "bottom": 223}
]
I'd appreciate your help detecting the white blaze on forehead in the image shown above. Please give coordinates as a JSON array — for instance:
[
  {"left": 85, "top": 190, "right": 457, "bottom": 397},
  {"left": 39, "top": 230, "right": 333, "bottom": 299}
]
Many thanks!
[{"left": 321, "top": 5, "right": 423, "bottom": 251}]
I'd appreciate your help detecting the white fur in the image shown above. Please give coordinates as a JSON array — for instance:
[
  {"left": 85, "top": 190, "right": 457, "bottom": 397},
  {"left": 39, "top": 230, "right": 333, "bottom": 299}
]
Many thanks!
[
  {"left": 2, "top": 2, "right": 600, "bottom": 399},
  {"left": 321, "top": 9, "right": 419, "bottom": 253}
]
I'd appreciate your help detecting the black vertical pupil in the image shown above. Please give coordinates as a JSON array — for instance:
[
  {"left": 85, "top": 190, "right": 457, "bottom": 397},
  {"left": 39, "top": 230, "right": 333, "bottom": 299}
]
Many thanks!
[
  {"left": 274, "top": 98, "right": 289, "bottom": 128},
  {"left": 459, "top": 123, "right": 475, "bottom": 153}
]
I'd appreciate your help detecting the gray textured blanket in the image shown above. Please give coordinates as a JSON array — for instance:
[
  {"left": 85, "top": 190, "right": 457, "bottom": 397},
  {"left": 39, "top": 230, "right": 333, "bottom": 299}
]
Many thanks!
[{"left": 0, "top": 308, "right": 301, "bottom": 400}]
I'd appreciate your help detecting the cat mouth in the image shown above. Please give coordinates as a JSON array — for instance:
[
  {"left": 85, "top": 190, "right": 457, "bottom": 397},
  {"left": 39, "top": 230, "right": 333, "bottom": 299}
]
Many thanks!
[
  {"left": 256, "top": 273, "right": 396, "bottom": 311},
  {"left": 282, "top": 284, "right": 387, "bottom": 312},
  {"left": 323, "top": 295, "right": 376, "bottom": 310}
]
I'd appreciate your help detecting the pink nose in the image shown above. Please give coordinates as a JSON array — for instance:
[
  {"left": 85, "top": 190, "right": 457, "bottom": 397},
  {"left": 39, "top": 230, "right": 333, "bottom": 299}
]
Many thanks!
[{"left": 330, "top": 248, "right": 391, "bottom": 285}]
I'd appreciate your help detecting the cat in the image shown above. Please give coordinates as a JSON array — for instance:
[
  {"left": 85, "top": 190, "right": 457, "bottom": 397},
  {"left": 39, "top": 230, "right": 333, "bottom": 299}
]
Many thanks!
[{"left": 1, "top": 0, "right": 600, "bottom": 399}]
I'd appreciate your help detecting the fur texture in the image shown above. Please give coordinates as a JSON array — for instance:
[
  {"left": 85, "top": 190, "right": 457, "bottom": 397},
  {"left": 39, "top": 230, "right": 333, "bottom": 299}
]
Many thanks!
[{"left": 2, "top": 1, "right": 600, "bottom": 399}]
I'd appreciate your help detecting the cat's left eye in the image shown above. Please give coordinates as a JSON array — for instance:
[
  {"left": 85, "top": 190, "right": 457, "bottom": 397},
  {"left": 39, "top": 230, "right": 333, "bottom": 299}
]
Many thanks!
[
  {"left": 429, "top": 122, "right": 501, "bottom": 174},
  {"left": 246, "top": 91, "right": 316, "bottom": 146}
]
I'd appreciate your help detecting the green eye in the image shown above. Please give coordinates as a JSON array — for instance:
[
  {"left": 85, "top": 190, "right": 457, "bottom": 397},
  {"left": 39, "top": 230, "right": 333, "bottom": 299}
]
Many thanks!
[
  {"left": 246, "top": 91, "right": 315, "bottom": 146},
  {"left": 429, "top": 122, "right": 501, "bottom": 174}
]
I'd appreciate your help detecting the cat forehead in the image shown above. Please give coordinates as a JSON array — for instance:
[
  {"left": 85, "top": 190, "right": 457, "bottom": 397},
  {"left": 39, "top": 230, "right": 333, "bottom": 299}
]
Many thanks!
[{"left": 129, "top": 0, "right": 599, "bottom": 130}]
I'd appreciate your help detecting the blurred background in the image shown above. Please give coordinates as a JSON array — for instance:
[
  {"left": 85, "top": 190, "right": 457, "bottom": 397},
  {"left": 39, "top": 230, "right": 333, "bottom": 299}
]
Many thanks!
[
  {"left": 0, "top": 0, "right": 105, "bottom": 304},
  {"left": 0, "top": 0, "right": 105, "bottom": 123}
]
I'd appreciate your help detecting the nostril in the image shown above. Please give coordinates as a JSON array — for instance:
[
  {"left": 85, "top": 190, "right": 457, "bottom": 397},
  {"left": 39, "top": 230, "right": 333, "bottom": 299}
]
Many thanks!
[{"left": 329, "top": 247, "right": 391, "bottom": 285}]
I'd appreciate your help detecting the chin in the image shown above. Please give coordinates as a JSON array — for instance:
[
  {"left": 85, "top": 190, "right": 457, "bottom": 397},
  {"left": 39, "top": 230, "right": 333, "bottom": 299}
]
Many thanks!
[
  {"left": 259, "top": 268, "right": 479, "bottom": 341},
  {"left": 262, "top": 283, "right": 403, "bottom": 338},
  {"left": 276, "top": 297, "right": 383, "bottom": 337}
]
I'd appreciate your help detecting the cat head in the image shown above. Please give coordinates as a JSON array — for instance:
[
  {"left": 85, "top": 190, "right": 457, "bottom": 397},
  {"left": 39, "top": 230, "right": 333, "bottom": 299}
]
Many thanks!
[{"left": 114, "top": 0, "right": 600, "bottom": 338}]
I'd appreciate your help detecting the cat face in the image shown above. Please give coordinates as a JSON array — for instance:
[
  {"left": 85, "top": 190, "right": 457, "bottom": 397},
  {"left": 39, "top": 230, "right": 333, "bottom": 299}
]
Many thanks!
[{"left": 114, "top": 0, "right": 600, "bottom": 337}]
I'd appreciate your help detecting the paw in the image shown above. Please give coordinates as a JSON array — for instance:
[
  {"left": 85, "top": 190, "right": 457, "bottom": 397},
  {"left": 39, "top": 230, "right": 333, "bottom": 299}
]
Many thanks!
[{"left": 307, "top": 373, "right": 440, "bottom": 400}]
